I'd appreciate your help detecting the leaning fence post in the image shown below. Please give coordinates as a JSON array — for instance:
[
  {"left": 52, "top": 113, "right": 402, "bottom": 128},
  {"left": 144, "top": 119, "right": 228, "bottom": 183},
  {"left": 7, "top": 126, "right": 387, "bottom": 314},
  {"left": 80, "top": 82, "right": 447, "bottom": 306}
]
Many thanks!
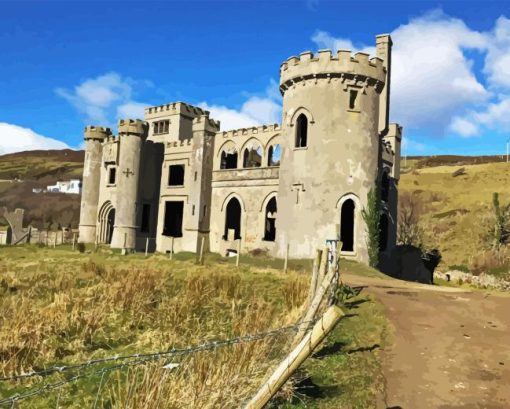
[
  {"left": 245, "top": 305, "right": 344, "bottom": 409},
  {"left": 145, "top": 237, "right": 149, "bottom": 257},
  {"left": 53, "top": 233, "right": 57, "bottom": 249},
  {"left": 170, "top": 236, "right": 174, "bottom": 259},
  {"left": 72, "top": 233, "right": 76, "bottom": 251}
]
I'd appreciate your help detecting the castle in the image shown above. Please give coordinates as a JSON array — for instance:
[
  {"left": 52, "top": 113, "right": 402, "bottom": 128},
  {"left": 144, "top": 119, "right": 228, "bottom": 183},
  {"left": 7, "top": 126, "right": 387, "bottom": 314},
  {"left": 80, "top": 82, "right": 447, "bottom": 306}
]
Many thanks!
[{"left": 78, "top": 34, "right": 402, "bottom": 264}]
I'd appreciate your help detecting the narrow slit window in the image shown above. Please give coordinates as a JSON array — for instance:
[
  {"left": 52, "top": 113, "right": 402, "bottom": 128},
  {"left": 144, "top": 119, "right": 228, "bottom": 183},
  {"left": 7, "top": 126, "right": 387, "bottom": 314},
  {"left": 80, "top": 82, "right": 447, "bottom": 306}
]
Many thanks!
[
  {"left": 108, "top": 167, "right": 116, "bottom": 185},
  {"left": 295, "top": 114, "right": 308, "bottom": 148},
  {"left": 349, "top": 90, "right": 358, "bottom": 110}
]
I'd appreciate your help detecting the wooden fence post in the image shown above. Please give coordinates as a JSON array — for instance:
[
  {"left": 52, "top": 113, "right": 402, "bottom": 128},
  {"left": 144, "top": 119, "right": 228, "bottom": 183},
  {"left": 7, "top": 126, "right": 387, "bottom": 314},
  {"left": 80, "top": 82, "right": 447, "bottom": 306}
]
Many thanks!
[
  {"left": 307, "top": 249, "right": 323, "bottom": 309},
  {"left": 236, "top": 239, "right": 241, "bottom": 267},
  {"left": 72, "top": 233, "right": 76, "bottom": 251},
  {"left": 283, "top": 243, "right": 289, "bottom": 273},
  {"left": 198, "top": 236, "right": 205, "bottom": 265},
  {"left": 245, "top": 305, "right": 344, "bottom": 409},
  {"left": 145, "top": 237, "right": 149, "bottom": 257},
  {"left": 53, "top": 233, "right": 57, "bottom": 248},
  {"left": 169, "top": 236, "right": 174, "bottom": 260}
]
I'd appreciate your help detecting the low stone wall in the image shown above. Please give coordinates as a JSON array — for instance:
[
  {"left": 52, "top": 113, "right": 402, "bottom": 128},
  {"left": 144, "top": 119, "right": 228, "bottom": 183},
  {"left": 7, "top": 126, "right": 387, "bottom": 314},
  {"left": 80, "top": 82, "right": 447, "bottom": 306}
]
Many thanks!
[{"left": 436, "top": 270, "right": 510, "bottom": 291}]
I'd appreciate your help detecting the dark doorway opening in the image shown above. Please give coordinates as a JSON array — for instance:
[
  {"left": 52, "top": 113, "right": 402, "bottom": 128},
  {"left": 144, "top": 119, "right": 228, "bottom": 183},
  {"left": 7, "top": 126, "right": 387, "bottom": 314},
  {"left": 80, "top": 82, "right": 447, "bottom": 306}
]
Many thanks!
[
  {"left": 106, "top": 208, "right": 115, "bottom": 244},
  {"left": 223, "top": 197, "right": 241, "bottom": 240},
  {"left": 263, "top": 197, "right": 277, "bottom": 241},
  {"left": 340, "top": 199, "right": 355, "bottom": 252},
  {"left": 379, "top": 213, "right": 389, "bottom": 251},
  {"left": 163, "top": 201, "right": 184, "bottom": 237},
  {"left": 141, "top": 204, "right": 151, "bottom": 233}
]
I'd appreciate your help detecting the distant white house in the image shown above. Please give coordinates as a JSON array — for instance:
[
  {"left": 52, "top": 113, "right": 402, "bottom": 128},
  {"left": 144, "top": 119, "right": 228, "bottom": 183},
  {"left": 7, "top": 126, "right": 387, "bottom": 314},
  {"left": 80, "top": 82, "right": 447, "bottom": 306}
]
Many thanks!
[{"left": 46, "top": 179, "right": 82, "bottom": 195}]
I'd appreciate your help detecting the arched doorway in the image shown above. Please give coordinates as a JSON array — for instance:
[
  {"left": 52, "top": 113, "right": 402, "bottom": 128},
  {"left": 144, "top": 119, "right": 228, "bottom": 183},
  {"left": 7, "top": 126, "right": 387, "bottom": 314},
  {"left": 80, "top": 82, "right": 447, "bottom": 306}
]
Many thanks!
[
  {"left": 223, "top": 197, "right": 241, "bottom": 240},
  {"left": 98, "top": 201, "right": 115, "bottom": 244},
  {"left": 340, "top": 199, "right": 355, "bottom": 252},
  {"left": 379, "top": 213, "right": 389, "bottom": 252},
  {"left": 263, "top": 197, "right": 277, "bottom": 241}
]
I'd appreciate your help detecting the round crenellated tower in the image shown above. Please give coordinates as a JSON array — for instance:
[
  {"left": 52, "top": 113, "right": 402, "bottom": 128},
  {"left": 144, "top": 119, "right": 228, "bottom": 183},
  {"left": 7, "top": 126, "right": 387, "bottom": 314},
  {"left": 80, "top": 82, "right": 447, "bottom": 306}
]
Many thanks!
[
  {"left": 275, "top": 37, "right": 390, "bottom": 263},
  {"left": 79, "top": 126, "right": 112, "bottom": 243},
  {"left": 110, "top": 119, "right": 148, "bottom": 250}
]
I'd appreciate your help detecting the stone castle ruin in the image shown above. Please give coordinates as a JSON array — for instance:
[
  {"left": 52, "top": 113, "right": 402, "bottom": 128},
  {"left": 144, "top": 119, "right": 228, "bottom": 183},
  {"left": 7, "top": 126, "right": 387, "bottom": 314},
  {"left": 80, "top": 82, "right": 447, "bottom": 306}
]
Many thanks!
[{"left": 78, "top": 34, "right": 402, "bottom": 264}]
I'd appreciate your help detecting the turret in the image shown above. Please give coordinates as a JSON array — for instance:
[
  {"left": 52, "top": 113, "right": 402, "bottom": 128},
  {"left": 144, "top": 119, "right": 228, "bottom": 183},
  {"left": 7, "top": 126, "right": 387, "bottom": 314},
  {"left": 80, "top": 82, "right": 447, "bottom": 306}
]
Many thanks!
[
  {"left": 78, "top": 126, "right": 111, "bottom": 243},
  {"left": 376, "top": 34, "right": 393, "bottom": 136},
  {"left": 109, "top": 119, "right": 148, "bottom": 250},
  {"left": 276, "top": 38, "right": 387, "bottom": 263}
]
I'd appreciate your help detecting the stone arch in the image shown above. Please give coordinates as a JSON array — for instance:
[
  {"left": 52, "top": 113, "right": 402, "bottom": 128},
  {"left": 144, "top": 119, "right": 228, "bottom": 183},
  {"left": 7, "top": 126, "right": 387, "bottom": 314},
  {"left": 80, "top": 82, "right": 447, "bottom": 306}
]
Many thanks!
[
  {"left": 97, "top": 200, "right": 115, "bottom": 244},
  {"left": 241, "top": 138, "right": 263, "bottom": 168},
  {"left": 223, "top": 197, "right": 242, "bottom": 241},
  {"left": 289, "top": 106, "right": 315, "bottom": 126},
  {"left": 265, "top": 134, "right": 282, "bottom": 167},
  {"left": 336, "top": 193, "right": 361, "bottom": 253},
  {"left": 217, "top": 140, "right": 239, "bottom": 170},
  {"left": 262, "top": 195, "right": 277, "bottom": 242},
  {"left": 220, "top": 192, "right": 246, "bottom": 213}
]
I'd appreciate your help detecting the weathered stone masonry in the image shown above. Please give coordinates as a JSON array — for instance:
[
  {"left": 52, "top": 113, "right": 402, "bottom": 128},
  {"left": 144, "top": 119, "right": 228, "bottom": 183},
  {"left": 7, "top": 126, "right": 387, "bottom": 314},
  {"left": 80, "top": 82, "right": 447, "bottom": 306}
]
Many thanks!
[{"left": 78, "top": 34, "right": 402, "bottom": 264}]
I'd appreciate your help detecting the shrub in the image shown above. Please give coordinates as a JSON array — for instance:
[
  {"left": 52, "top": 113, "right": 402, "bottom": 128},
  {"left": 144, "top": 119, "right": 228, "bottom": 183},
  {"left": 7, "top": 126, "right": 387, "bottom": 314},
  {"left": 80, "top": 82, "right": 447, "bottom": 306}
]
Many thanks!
[{"left": 362, "top": 187, "right": 380, "bottom": 268}]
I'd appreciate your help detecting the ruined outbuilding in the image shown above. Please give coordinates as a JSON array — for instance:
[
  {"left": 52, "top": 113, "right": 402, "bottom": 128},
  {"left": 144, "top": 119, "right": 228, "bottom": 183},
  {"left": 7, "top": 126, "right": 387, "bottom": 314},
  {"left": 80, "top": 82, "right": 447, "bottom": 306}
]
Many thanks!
[{"left": 78, "top": 34, "right": 402, "bottom": 264}]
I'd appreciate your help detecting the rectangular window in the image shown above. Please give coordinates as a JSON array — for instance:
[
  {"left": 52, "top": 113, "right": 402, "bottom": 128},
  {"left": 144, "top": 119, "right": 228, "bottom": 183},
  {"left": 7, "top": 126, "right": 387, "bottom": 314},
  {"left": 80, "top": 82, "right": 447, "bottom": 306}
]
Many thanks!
[
  {"left": 154, "top": 120, "right": 170, "bottom": 135},
  {"left": 192, "top": 205, "right": 195, "bottom": 215},
  {"left": 163, "top": 201, "right": 184, "bottom": 237},
  {"left": 141, "top": 204, "right": 151, "bottom": 233},
  {"left": 108, "top": 167, "right": 116, "bottom": 185},
  {"left": 168, "top": 164, "right": 185, "bottom": 186}
]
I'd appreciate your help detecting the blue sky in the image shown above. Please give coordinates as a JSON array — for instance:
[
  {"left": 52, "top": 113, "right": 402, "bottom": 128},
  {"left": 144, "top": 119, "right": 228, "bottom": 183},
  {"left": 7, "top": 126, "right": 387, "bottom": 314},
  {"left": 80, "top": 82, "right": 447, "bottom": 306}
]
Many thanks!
[{"left": 1, "top": 0, "right": 510, "bottom": 156}]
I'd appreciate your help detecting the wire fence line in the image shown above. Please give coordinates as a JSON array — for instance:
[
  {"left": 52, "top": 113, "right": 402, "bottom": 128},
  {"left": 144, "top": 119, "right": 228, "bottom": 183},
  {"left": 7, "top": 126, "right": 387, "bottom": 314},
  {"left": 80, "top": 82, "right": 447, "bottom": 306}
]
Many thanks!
[{"left": 0, "top": 320, "right": 314, "bottom": 407}]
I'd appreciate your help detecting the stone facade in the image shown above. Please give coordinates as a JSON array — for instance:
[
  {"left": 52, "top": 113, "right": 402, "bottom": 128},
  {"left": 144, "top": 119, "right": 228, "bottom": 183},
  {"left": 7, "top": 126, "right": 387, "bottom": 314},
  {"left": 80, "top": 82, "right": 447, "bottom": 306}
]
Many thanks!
[{"left": 78, "top": 34, "right": 402, "bottom": 264}]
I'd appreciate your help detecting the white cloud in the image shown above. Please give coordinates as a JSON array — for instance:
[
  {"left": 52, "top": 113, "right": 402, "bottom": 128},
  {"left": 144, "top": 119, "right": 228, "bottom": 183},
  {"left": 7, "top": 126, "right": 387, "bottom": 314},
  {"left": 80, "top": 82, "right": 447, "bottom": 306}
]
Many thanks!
[
  {"left": 484, "top": 17, "right": 510, "bottom": 89},
  {"left": 402, "top": 137, "right": 426, "bottom": 153},
  {"left": 449, "top": 116, "right": 480, "bottom": 137},
  {"left": 56, "top": 72, "right": 148, "bottom": 127},
  {"left": 199, "top": 80, "right": 282, "bottom": 131},
  {"left": 312, "top": 10, "right": 490, "bottom": 135},
  {"left": 311, "top": 30, "right": 374, "bottom": 55},
  {"left": 0, "top": 123, "right": 69, "bottom": 155}
]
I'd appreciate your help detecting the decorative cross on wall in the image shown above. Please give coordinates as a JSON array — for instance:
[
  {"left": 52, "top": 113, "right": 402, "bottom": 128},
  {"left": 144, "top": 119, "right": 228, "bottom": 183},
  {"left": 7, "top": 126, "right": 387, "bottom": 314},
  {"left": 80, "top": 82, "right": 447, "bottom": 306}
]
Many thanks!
[
  {"left": 123, "top": 168, "right": 134, "bottom": 178},
  {"left": 291, "top": 183, "right": 305, "bottom": 204}
]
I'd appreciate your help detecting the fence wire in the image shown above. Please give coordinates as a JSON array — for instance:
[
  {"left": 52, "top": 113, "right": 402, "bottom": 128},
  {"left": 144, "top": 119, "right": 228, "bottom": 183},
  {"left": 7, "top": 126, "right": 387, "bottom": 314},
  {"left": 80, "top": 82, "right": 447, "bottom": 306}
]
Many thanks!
[{"left": 0, "top": 320, "right": 313, "bottom": 407}]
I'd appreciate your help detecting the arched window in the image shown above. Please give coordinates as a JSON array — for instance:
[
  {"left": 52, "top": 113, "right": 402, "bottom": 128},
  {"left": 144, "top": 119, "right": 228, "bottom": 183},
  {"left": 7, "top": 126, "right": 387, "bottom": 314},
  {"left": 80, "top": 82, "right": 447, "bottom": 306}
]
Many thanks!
[
  {"left": 267, "top": 144, "right": 281, "bottom": 167},
  {"left": 263, "top": 197, "right": 277, "bottom": 241},
  {"left": 295, "top": 114, "right": 308, "bottom": 148},
  {"left": 220, "top": 150, "right": 238, "bottom": 169},
  {"left": 223, "top": 197, "right": 242, "bottom": 240},
  {"left": 381, "top": 170, "right": 390, "bottom": 202},
  {"left": 243, "top": 145, "right": 262, "bottom": 168},
  {"left": 379, "top": 213, "right": 389, "bottom": 252},
  {"left": 340, "top": 199, "right": 355, "bottom": 252}
]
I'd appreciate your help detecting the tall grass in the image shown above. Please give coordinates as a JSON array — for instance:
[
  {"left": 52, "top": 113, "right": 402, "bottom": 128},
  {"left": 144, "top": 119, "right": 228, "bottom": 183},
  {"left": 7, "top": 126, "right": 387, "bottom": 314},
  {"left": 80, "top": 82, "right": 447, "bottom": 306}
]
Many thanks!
[{"left": 0, "top": 248, "right": 309, "bottom": 408}]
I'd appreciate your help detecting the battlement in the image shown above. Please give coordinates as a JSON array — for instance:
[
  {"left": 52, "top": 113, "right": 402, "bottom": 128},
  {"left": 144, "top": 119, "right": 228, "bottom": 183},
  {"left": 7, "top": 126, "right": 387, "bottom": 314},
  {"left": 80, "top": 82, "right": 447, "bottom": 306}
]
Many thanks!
[
  {"left": 166, "top": 138, "right": 193, "bottom": 149},
  {"left": 118, "top": 119, "right": 148, "bottom": 137},
  {"left": 145, "top": 102, "right": 209, "bottom": 119},
  {"left": 216, "top": 124, "right": 281, "bottom": 139},
  {"left": 279, "top": 48, "right": 386, "bottom": 91},
  {"left": 84, "top": 126, "right": 112, "bottom": 141},
  {"left": 193, "top": 115, "right": 220, "bottom": 132}
]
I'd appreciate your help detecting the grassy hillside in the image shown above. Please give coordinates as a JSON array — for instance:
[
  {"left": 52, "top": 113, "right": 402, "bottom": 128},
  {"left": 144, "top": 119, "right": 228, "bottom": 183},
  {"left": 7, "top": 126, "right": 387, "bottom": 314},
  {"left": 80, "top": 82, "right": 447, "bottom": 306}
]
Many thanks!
[
  {"left": 0, "top": 150, "right": 84, "bottom": 229},
  {"left": 399, "top": 161, "right": 510, "bottom": 270}
]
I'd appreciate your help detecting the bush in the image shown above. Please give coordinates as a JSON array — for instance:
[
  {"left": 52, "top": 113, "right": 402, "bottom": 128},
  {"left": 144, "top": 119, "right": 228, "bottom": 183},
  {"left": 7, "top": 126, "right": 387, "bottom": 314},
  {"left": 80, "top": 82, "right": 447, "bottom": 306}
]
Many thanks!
[
  {"left": 76, "top": 242, "right": 86, "bottom": 253},
  {"left": 362, "top": 187, "right": 380, "bottom": 268}
]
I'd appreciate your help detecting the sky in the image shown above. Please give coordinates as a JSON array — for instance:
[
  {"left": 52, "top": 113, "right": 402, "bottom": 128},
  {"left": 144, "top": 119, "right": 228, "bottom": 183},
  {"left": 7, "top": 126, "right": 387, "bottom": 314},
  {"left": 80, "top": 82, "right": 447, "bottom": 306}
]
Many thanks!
[{"left": 1, "top": 0, "right": 510, "bottom": 156}]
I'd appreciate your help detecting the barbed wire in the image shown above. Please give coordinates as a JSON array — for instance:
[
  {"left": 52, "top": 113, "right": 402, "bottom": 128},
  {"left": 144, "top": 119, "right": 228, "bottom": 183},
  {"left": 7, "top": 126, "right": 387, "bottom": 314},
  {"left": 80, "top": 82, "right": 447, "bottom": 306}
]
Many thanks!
[{"left": 0, "top": 320, "right": 313, "bottom": 407}]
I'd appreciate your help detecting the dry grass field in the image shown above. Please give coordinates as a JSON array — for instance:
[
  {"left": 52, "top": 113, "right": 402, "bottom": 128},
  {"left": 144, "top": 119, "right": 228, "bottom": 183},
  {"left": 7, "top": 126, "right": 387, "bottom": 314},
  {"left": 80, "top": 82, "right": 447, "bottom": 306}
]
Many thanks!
[{"left": 0, "top": 245, "right": 388, "bottom": 408}]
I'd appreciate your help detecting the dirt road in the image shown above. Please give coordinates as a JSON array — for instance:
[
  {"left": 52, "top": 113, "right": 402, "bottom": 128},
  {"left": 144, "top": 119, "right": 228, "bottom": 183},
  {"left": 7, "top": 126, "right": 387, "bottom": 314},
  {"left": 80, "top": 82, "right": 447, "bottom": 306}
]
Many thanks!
[{"left": 343, "top": 273, "right": 510, "bottom": 409}]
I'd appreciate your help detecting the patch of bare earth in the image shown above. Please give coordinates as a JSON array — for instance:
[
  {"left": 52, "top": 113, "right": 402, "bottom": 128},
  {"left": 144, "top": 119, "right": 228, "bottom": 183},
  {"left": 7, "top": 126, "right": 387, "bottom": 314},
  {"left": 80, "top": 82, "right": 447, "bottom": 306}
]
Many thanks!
[{"left": 343, "top": 273, "right": 510, "bottom": 409}]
